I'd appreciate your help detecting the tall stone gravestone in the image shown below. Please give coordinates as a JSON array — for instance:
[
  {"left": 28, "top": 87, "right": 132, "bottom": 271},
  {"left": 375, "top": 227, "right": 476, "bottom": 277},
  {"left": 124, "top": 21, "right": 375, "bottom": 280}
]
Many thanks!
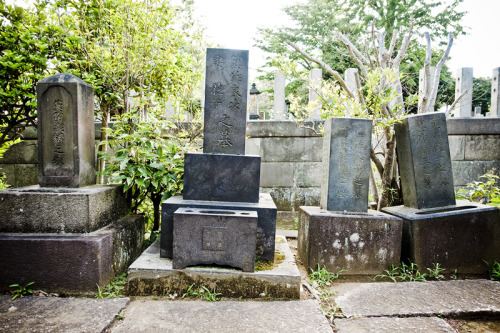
[
  {"left": 37, "top": 73, "right": 96, "bottom": 187},
  {"left": 161, "top": 48, "right": 277, "bottom": 270},
  {"left": 0, "top": 73, "right": 144, "bottom": 293},
  {"left": 383, "top": 112, "right": 500, "bottom": 274},
  {"left": 298, "top": 117, "right": 402, "bottom": 275}
]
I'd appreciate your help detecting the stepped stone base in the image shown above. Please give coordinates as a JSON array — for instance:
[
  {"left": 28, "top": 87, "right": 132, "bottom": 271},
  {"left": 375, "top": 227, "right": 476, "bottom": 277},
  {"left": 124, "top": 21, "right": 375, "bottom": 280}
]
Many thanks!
[
  {"left": 383, "top": 200, "right": 500, "bottom": 274},
  {"left": 0, "top": 185, "right": 126, "bottom": 233},
  {"left": 127, "top": 236, "right": 300, "bottom": 299},
  {"left": 298, "top": 206, "right": 403, "bottom": 275},
  {"left": 0, "top": 215, "right": 144, "bottom": 295},
  {"left": 161, "top": 194, "right": 277, "bottom": 261}
]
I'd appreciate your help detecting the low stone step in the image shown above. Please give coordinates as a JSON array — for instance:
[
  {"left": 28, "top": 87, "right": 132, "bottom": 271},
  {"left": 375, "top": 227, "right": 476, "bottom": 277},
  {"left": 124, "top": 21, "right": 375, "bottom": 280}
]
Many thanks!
[
  {"left": 127, "top": 235, "right": 301, "bottom": 299},
  {"left": 335, "top": 280, "right": 500, "bottom": 318},
  {"left": 335, "top": 317, "right": 455, "bottom": 333}
]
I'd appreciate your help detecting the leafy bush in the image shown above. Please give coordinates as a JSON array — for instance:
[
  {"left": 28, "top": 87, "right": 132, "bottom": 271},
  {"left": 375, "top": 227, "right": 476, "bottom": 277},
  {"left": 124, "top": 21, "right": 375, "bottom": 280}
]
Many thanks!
[
  {"left": 456, "top": 170, "right": 500, "bottom": 207},
  {"left": 99, "top": 111, "right": 187, "bottom": 235}
]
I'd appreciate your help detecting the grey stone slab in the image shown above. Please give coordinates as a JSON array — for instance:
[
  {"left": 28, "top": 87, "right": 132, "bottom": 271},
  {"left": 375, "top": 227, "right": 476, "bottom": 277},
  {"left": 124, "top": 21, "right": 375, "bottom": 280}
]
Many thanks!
[
  {"left": 260, "top": 162, "right": 293, "bottom": 187},
  {"left": 491, "top": 68, "right": 500, "bottom": 117},
  {"left": 247, "top": 120, "right": 323, "bottom": 138},
  {"left": 395, "top": 112, "right": 456, "bottom": 209},
  {"left": 335, "top": 317, "right": 456, "bottom": 333},
  {"left": 14, "top": 163, "right": 38, "bottom": 187},
  {"left": 464, "top": 135, "right": 500, "bottom": 160},
  {"left": 335, "top": 280, "right": 500, "bottom": 318},
  {"left": 37, "top": 73, "right": 95, "bottom": 187},
  {"left": 321, "top": 117, "right": 372, "bottom": 212},
  {"left": 0, "top": 140, "right": 38, "bottom": 164},
  {"left": 298, "top": 206, "right": 402, "bottom": 275},
  {"left": 455, "top": 68, "right": 473, "bottom": 117},
  {"left": 448, "top": 135, "right": 465, "bottom": 161},
  {"left": 128, "top": 236, "right": 301, "bottom": 299},
  {"left": 203, "top": 48, "right": 249, "bottom": 155},
  {"left": 273, "top": 70, "right": 287, "bottom": 120},
  {"left": 113, "top": 299, "right": 330, "bottom": 333},
  {"left": 260, "top": 136, "right": 323, "bottom": 162},
  {"left": 183, "top": 153, "right": 260, "bottom": 203},
  {"left": 173, "top": 208, "right": 257, "bottom": 272},
  {"left": 452, "top": 160, "right": 500, "bottom": 186},
  {"left": 0, "top": 296, "right": 129, "bottom": 333},
  {"left": 0, "top": 214, "right": 143, "bottom": 294},
  {"left": 160, "top": 194, "right": 277, "bottom": 261},
  {"left": 0, "top": 164, "right": 15, "bottom": 185},
  {"left": 447, "top": 117, "right": 500, "bottom": 135},
  {"left": 261, "top": 187, "right": 292, "bottom": 210},
  {"left": 294, "top": 162, "right": 322, "bottom": 187},
  {"left": 245, "top": 137, "right": 261, "bottom": 155},
  {"left": 0, "top": 185, "right": 127, "bottom": 233},
  {"left": 382, "top": 201, "right": 500, "bottom": 274}
]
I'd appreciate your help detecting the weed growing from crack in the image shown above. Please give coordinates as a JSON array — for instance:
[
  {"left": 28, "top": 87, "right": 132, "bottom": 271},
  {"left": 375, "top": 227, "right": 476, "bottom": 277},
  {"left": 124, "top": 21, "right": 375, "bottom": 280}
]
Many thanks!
[
  {"left": 181, "top": 284, "right": 222, "bottom": 301},
  {"left": 308, "top": 265, "right": 344, "bottom": 287}
]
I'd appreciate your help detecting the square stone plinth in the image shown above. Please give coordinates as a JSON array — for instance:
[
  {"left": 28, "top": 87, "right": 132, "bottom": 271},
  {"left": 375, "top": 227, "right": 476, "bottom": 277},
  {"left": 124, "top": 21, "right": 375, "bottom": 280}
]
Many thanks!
[
  {"left": 173, "top": 208, "right": 257, "bottom": 272},
  {"left": 382, "top": 201, "right": 500, "bottom": 274},
  {"left": 0, "top": 214, "right": 144, "bottom": 294},
  {"left": 0, "top": 185, "right": 126, "bottom": 233},
  {"left": 161, "top": 194, "right": 277, "bottom": 262},
  {"left": 183, "top": 153, "right": 260, "bottom": 203},
  {"left": 298, "top": 206, "right": 403, "bottom": 275}
]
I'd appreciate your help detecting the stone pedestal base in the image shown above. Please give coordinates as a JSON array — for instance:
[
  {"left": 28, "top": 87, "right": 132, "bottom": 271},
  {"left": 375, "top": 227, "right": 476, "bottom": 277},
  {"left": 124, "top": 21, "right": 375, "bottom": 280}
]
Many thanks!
[
  {"left": 0, "top": 185, "right": 126, "bottom": 233},
  {"left": 173, "top": 208, "right": 257, "bottom": 272},
  {"left": 298, "top": 206, "right": 403, "bottom": 275},
  {"left": 0, "top": 215, "right": 144, "bottom": 294},
  {"left": 382, "top": 201, "right": 500, "bottom": 274},
  {"left": 161, "top": 194, "right": 277, "bottom": 261}
]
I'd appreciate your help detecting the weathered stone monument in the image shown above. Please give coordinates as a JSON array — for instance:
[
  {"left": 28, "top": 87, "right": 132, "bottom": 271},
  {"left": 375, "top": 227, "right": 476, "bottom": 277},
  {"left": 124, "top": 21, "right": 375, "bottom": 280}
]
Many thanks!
[
  {"left": 383, "top": 112, "right": 500, "bottom": 274},
  {"left": 0, "top": 73, "right": 143, "bottom": 294},
  {"left": 298, "top": 117, "right": 402, "bottom": 275},
  {"left": 160, "top": 48, "right": 278, "bottom": 272}
]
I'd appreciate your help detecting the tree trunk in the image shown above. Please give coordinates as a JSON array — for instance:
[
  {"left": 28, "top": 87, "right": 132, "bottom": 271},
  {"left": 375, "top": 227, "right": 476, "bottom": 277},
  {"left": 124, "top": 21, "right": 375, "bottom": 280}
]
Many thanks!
[
  {"left": 97, "top": 103, "right": 109, "bottom": 184},
  {"left": 152, "top": 194, "right": 162, "bottom": 232}
]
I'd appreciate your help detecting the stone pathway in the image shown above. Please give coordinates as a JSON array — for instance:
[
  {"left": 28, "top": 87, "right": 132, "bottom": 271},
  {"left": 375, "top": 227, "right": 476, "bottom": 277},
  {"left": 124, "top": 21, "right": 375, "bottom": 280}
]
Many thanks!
[{"left": 1, "top": 279, "right": 499, "bottom": 332}]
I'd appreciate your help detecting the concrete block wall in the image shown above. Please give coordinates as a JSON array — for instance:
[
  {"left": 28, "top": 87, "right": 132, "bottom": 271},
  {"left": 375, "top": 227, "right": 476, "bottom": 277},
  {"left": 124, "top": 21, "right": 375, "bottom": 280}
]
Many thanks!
[
  {"left": 246, "top": 120, "right": 324, "bottom": 228},
  {"left": 447, "top": 118, "right": 500, "bottom": 187}
]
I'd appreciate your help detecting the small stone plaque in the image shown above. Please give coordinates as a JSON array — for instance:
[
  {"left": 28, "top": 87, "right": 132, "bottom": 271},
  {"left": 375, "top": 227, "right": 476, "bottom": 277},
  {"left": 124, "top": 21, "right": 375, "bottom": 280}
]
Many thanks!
[
  {"left": 203, "top": 48, "right": 249, "bottom": 155},
  {"left": 172, "top": 208, "right": 257, "bottom": 272},
  {"left": 37, "top": 73, "right": 95, "bottom": 187},
  {"left": 320, "top": 118, "right": 372, "bottom": 212},
  {"left": 395, "top": 112, "right": 456, "bottom": 209}
]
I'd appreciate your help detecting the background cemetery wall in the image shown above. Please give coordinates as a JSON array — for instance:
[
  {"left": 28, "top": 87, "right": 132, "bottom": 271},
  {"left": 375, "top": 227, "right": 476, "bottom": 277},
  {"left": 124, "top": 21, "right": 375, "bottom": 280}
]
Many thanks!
[{"left": 3, "top": 119, "right": 500, "bottom": 228}]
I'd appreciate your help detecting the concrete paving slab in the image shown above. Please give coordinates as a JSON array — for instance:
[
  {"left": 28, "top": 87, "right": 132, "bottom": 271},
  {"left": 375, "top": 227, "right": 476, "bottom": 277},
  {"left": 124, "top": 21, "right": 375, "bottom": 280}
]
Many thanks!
[
  {"left": 335, "top": 280, "right": 500, "bottom": 318},
  {"left": 127, "top": 236, "right": 301, "bottom": 299},
  {"left": 0, "top": 295, "right": 129, "bottom": 333},
  {"left": 335, "top": 317, "right": 455, "bottom": 333},
  {"left": 112, "top": 299, "right": 331, "bottom": 333}
]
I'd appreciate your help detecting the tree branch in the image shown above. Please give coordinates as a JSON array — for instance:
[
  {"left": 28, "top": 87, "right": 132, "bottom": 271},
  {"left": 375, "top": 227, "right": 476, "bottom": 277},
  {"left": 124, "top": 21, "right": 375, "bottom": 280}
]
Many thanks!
[
  {"left": 286, "top": 40, "right": 355, "bottom": 98},
  {"left": 446, "top": 89, "right": 468, "bottom": 116},
  {"left": 418, "top": 32, "right": 432, "bottom": 113},
  {"left": 427, "top": 32, "right": 453, "bottom": 113}
]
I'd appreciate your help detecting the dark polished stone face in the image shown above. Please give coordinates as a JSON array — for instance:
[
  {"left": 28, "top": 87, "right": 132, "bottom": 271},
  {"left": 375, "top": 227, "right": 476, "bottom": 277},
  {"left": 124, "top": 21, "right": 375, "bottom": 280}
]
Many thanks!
[
  {"left": 395, "top": 112, "right": 456, "bottom": 209},
  {"left": 320, "top": 117, "right": 372, "bottom": 213},
  {"left": 203, "top": 48, "right": 249, "bottom": 155},
  {"left": 183, "top": 152, "right": 261, "bottom": 203}
]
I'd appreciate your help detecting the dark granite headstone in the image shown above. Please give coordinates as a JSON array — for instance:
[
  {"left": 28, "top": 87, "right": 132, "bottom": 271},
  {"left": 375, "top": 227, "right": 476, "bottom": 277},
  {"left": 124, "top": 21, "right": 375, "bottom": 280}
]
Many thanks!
[
  {"left": 203, "top": 48, "right": 249, "bottom": 155},
  {"left": 37, "top": 73, "right": 95, "bottom": 187},
  {"left": 320, "top": 117, "right": 372, "bottom": 212},
  {"left": 183, "top": 153, "right": 260, "bottom": 203},
  {"left": 173, "top": 208, "right": 257, "bottom": 272},
  {"left": 395, "top": 112, "right": 456, "bottom": 209}
]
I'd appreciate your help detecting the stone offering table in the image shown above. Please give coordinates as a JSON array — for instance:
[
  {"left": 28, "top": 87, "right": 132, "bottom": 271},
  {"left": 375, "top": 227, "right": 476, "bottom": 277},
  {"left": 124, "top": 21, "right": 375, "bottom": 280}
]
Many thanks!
[
  {"left": 298, "top": 117, "right": 403, "bottom": 275},
  {"left": 383, "top": 112, "right": 500, "bottom": 274},
  {"left": 0, "top": 73, "right": 143, "bottom": 294}
]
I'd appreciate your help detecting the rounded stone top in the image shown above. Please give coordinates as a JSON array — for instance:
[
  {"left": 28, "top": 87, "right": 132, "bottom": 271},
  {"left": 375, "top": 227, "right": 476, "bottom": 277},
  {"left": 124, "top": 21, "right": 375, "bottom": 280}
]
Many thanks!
[{"left": 38, "top": 73, "right": 92, "bottom": 87}]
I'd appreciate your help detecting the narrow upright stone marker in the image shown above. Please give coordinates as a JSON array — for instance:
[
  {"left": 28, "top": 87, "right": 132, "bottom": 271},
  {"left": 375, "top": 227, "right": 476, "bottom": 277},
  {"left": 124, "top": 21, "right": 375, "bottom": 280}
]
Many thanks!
[
  {"left": 321, "top": 117, "right": 372, "bottom": 212},
  {"left": 308, "top": 68, "right": 322, "bottom": 119},
  {"left": 273, "top": 70, "right": 286, "bottom": 120},
  {"left": 394, "top": 112, "right": 455, "bottom": 209},
  {"left": 454, "top": 67, "right": 473, "bottom": 117},
  {"left": 491, "top": 67, "right": 500, "bottom": 117},
  {"left": 37, "top": 73, "right": 95, "bottom": 187},
  {"left": 203, "top": 48, "right": 249, "bottom": 155}
]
